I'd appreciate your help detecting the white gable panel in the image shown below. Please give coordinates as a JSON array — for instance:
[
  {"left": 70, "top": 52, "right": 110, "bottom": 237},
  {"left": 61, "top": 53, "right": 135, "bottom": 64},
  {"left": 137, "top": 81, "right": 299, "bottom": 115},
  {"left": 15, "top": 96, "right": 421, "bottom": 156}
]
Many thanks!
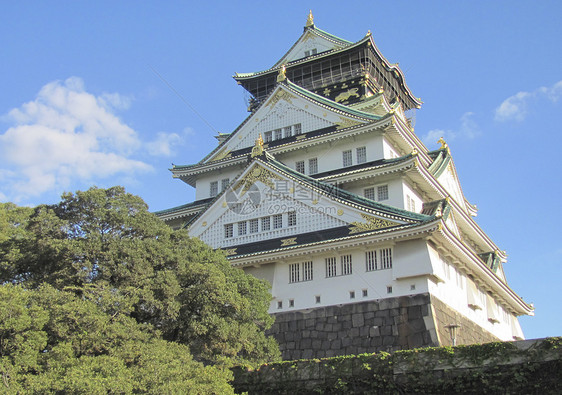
[
  {"left": 276, "top": 31, "right": 345, "bottom": 66},
  {"left": 437, "top": 164, "right": 465, "bottom": 210}
]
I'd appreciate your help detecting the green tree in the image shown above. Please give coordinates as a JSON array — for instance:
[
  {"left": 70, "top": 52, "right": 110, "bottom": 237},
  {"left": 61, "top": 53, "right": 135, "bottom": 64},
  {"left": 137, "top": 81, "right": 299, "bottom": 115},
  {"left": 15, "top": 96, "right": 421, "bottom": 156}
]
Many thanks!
[{"left": 0, "top": 187, "right": 279, "bottom": 365}]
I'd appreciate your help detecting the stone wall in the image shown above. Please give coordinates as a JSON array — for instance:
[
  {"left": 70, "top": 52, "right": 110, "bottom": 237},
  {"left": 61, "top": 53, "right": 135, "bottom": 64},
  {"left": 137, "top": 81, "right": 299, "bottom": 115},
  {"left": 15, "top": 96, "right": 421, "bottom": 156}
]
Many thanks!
[{"left": 268, "top": 293, "right": 500, "bottom": 360}]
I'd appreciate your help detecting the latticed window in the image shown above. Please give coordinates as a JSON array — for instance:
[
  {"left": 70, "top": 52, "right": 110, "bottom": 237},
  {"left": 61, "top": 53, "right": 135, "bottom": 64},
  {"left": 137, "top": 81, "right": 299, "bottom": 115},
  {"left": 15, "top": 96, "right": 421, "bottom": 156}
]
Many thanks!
[
  {"left": 377, "top": 185, "right": 389, "bottom": 201},
  {"left": 238, "top": 221, "right": 247, "bottom": 236},
  {"left": 224, "top": 224, "right": 233, "bottom": 238},
  {"left": 273, "top": 214, "right": 283, "bottom": 229},
  {"left": 296, "top": 161, "right": 305, "bottom": 173},
  {"left": 302, "top": 261, "right": 313, "bottom": 281},
  {"left": 274, "top": 129, "right": 282, "bottom": 140},
  {"left": 308, "top": 158, "right": 318, "bottom": 174},
  {"left": 249, "top": 219, "right": 259, "bottom": 233},
  {"left": 364, "top": 187, "right": 375, "bottom": 200},
  {"left": 341, "top": 254, "right": 353, "bottom": 275},
  {"left": 288, "top": 211, "right": 297, "bottom": 227},
  {"left": 264, "top": 131, "right": 273, "bottom": 142},
  {"left": 356, "top": 146, "right": 366, "bottom": 164},
  {"left": 261, "top": 216, "right": 271, "bottom": 231},
  {"left": 221, "top": 178, "right": 230, "bottom": 192},
  {"left": 294, "top": 123, "right": 302, "bottom": 135},
  {"left": 381, "top": 248, "right": 392, "bottom": 269},
  {"left": 210, "top": 181, "right": 218, "bottom": 197},
  {"left": 366, "top": 250, "right": 378, "bottom": 271},
  {"left": 325, "top": 257, "right": 337, "bottom": 277},
  {"left": 283, "top": 126, "right": 292, "bottom": 138},
  {"left": 289, "top": 263, "right": 300, "bottom": 283},
  {"left": 342, "top": 150, "right": 353, "bottom": 167}
]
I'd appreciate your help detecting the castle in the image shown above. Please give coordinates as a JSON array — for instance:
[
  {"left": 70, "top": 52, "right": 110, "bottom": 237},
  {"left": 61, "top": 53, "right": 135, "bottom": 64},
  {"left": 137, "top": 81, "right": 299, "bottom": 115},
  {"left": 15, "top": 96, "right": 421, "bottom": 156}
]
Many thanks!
[{"left": 157, "top": 12, "right": 532, "bottom": 360}]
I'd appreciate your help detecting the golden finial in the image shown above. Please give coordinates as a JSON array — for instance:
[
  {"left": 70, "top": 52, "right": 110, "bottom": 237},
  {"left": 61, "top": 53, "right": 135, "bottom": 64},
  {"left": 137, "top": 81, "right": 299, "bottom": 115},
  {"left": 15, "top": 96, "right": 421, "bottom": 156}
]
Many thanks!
[
  {"left": 277, "top": 64, "right": 287, "bottom": 82},
  {"left": 437, "top": 137, "right": 448, "bottom": 149},
  {"left": 306, "top": 10, "right": 314, "bottom": 27},
  {"left": 366, "top": 30, "right": 372, "bottom": 37},
  {"left": 251, "top": 134, "right": 264, "bottom": 157},
  {"left": 411, "top": 147, "right": 418, "bottom": 156}
]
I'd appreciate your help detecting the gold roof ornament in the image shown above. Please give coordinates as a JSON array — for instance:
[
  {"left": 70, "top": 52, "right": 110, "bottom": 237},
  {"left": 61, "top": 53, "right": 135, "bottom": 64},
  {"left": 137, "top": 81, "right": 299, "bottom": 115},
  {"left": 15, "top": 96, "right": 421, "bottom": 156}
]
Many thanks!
[
  {"left": 366, "top": 30, "right": 372, "bottom": 37},
  {"left": 437, "top": 137, "right": 448, "bottom": 150},
  {"left": 306, "top": 10, "right": 314, "bottom": 27},
  {"left": 251, "top": 133, "right": 264, "bottom": 157},
  {"left": 277, "top": 64, "right": 287, "bottom": 82}
]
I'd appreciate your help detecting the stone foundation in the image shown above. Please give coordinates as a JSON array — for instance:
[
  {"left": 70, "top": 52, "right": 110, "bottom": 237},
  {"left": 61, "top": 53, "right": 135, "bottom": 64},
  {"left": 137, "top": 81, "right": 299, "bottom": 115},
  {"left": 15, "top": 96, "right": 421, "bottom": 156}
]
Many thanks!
[{"left": 268, "top": 293, "right": 500, "bottom": 360}]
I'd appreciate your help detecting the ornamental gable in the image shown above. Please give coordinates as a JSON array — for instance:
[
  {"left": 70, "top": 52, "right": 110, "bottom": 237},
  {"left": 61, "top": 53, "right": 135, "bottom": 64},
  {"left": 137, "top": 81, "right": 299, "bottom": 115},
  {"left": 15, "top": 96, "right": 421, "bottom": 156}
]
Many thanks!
[
  {"left": 188, "top": 160, "right": 411, "bottom": 250},
  {"left": 437, "top": 162, "right": 467, "bottom": 212},
  {"left": 204, "top": 84, "right": 369, "bottom": 163}
]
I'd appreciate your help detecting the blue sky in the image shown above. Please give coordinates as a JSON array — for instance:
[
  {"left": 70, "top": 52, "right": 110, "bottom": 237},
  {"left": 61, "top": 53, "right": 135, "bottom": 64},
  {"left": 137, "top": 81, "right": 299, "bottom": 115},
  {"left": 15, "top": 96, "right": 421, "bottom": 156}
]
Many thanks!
[{"left": 1, "top": 1, "right": 560, "bottom": 340}]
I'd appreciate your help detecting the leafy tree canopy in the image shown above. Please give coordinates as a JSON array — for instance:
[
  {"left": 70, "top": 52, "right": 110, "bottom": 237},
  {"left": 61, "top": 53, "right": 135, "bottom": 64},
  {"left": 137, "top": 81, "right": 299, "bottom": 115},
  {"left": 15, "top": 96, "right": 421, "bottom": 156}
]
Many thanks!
[{"left": 0, "top": 187, "right": 279, "bottom": 390}]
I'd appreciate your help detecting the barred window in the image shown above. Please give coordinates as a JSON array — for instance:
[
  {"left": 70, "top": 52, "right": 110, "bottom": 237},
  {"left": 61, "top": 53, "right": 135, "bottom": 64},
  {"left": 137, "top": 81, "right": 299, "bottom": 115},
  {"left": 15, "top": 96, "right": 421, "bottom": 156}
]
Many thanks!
[
  {"left": 303, "top": 261, "right": 313, "bottom": 281},
  {"left": 377, "top": 185, "right": 389, "bottom": 201},
  {"left": 210, "top": 181, "right": 218, "bottom": 197},
  {"left": 221, "top": 178, "right": 230, "bottom": 192},
  {"left": 366, "top": 250, "right": 378, "bottom": 271},
  {"left": 356, "top": 146, "right": 367, "bottom": 164},
  {"left": 308, "top": 158, "right": 318, "bottom": 175},
  {"left": 289, "top": 261, "right": 313, "bottom": 283},
  {"left": 238, "top": 221, "right": 247, "bottom": 236},
  {"left": 224, "top": 224, "right": 233, "bottom": 238},
  {"left": 274, "top": 129, "right": 283, "bottom": 140},
  {"left": 289, "top": 263, "right": 300, "bottom": 283},
  {"left": 283, "top": 126, "right": 292, "bottom": 138},
  {"left": 264, "top": 131, "right": 273, "bottom": 142},
  {"left": 273, "top": 214, "right": 283, "bottom": 229},
  {"left": 288, "top": 211, "right": 297, "bottom": 227},
  {"left": 381, "top": 248, "right": 393, "bottom": 269},
  {"left": 261, "top": 216, "right": 271, "bottom": 231},
  {"left": 249, "top": 219, "right": 259, "bottom": 233},
  {"left": 296, "top": 160, "right": 305, "bottom": 173},
  {"left": 325, "top": 257, "right": 337, "bottom": 278},
  {"left": 294, "top": 123, "right": 302, "bottom": 135},
  {"left": 343, "top": 150, "right": 353, "bottom": 167},
  {"left": 364, "top": 187, "right": 375, "bottom": 200},
  {"left": 341, "top": 254, "right": 353, "bottom": 275}
]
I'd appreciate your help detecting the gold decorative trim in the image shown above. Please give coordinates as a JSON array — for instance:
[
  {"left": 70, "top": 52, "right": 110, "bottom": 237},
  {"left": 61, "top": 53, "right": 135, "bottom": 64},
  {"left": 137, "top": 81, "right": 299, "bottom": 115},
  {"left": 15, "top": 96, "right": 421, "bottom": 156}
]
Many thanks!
[
  {"left": 312, "top": 199, "right": 319, "bottom": 205},
  {"left": 335, "top": 88, "right": 359, "bottom": 103},
  {"left": 305, "top": 10, "right": 314, "bottom": 27},
  {"left": 337, "top": 209, "right": 344, "bottom": 216},
  {"left": 280, "top": 237, "right": 297, "bottom": 246},
  {"left": 251, "top": 134, "right": 264, "bottom": 157},
  {"left": 265, "top": 90, "right": 293, "bottom": 108},
  {"left": 235, "top": 165, "right": 284, "bottom": 196},
  {"left": 222, "top": 201, "right": 227, "bottom": 208},
  {"left": 348, "top": 213, "right": 400, "bottom": 234},
  {"left": 202, "top": 221, "right": 207, "bottom": 227},
  {"left": 277, "top": 64, "right": 287, "bottom": 83},
  {"left": 211, "top": 147, "right": 232, "bottom": 162},
  {"left": 336, "top": 117, "right": 363, "bottom": 130}
]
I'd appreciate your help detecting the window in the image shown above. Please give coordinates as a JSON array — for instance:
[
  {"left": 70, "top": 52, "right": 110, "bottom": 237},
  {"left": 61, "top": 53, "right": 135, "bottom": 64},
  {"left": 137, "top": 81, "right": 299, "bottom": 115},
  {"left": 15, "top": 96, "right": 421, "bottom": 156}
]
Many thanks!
[
  {"left": 341, "top": 254, "right": 353, "bottom": 275},
  {"left": 294, "top": 124, "right": 302, "bottom": 135},
  {"left": 315, "top": 295, "right": 321, "bottom": 304},
  {"left": 377, "top": 185, "right": 389, "bottom": 201},
  {"left": 304, "top": 50, "right": 310, "bottom": 57},
  {"left": 349, "top": 291, "right": 355, "bottom": 299},
  {"left": 387, "top": 286, "right": 393, "bottom": 294},
  {"left": 407, "top": 195, "right": 416, "bottom": 212},
  {"left": 410, "top": 284, "right": 416, "bottom": 291},
  {"left": 210, "top": 181, "right": 218, "bottom": 197},
  {"left": 288, "top": 211, "right": 297, "bottom": 227},
  {"left": 283, "top": 126, "right": 292, "bottom": 138},
  {"left": 356, "top": 146, "right": 367, "bottom": 164},
  {"left": 326, "top": 257, "right": 337, "bottom": 278},
  {"left": 238, "top": 221, "right": 247, "bottom": 236},
  {"left": 308, "top": 158, "right": 318, "bottom": 175},
  {"left": 274, "top": 129, "right": 282, "bottom": 140},
  {"left": 311, "top": 48, "right": 317, "bottom": 55},
  {"left": 289, "top": 299, "right": 294, "bottom": 307},
  {"left": 264, "top": 131, "right": 273, "bottom": 142},
  {"left": 221, "top": 178, "right": 230, "bottom": 192},
  {"left": 362, "top": 289, "right": 368, "bottom": 297},
  {"left": 249, "top": 219, "right": 259, "bottom": 233},
  {"left": 224, "top": 224, "right": 233, "bottom": 238},
  {"left": 261, "top": 216, "right": 271, "bottom": 231},
  {"left": 364, "top": 187, "right": 375, "bottom": 200},
  {"left": 303, "top": 261, "right": 313, "bottom": 281},
  {"left": 277, "top": 301, "right": 283, "bottom": 309},
  {"left": 296, "top": 161, "right": 305, "bottom": 174},
  {"left": 342, "top": 150, "right": 353, "bottom": 167},
  {"left": 366, "top": 250, "right": 378, "bottom": 271},
  {"left": 273, "top": 214, "right": 283, "bottom": 229},
  {"left": 289, "top": 263, "right": 300, "bottom": 283},
  {"left": 381, "top": 248, "right": 393, "bottom": 269}
]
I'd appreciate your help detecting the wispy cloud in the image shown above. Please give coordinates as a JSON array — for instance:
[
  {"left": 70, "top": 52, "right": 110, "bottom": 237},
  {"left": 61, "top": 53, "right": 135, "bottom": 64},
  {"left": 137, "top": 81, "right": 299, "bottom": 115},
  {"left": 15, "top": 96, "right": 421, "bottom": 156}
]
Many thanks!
[
  {"left": 0, "top": 77, "right": 152, "bottom": 203},
  {"left": 495, "top": 80, "right": 562, "bottom": 122},
  {"left": 422, "top": 112, "right": 480, "bottom": 146}
]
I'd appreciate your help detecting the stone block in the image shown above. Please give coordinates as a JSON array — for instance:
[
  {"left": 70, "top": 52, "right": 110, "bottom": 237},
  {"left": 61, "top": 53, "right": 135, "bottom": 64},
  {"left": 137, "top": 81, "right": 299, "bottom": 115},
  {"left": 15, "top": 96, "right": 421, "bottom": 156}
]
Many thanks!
[
  {"left": 330, "top": 339, "right": 342, "bottom": 350},
  {"left": 301, "top": 338, "right": 312, "bottom": 349},
  {"left": 373, "top": 317, "right": 384, "bottom": 326},
  {"left": 327, "top": 332, "right": 338, "bottom": 341},
  {"left": 381, "top": 326, "right": 392, "bottom": 336},
  {"left": 325, "top": 349, "right": 336, "bottom": 357},
  {"left": 305, "top": 318, "right": 315, "bottom": 327},
  {"left": 382, "top": 336, "right": 395, "bottom": 346},
  {"left": 390, "top": 308, "right": 400, "bottom": 317},
  {"left": 365, "top": 312, "right": 375, "bottom": 320},
  {"left": 369, "top": 326, "right": 380, "bottom": 337},
  {"left": 350, "top": 327, "right": 360, "bottom": 337},
  {"left": 352, "top": 313, "right": 365, "bottom": 328},
  {"left": 321, "top": 340, "right": 330, "bottom": 350},
  {"left": 301, "top": 349, "right": 313, "bottom": 359},
  {"left": 408, "top": 305, "right": 422, "bottom": 319},
  {"left": 341, "top": 337, "right": 352, "bottom": 347},
  {"left": 375, "top": 310, "right": 389, "bottom": 318},
  {"left": 409, "top": 318, "right": 426, "bottom": 332},
  {"left": 286, "top": 341, "right": 296, "bottom": 349},
  {"left": 312, "top": 339, "right": 322, "bottom": 349}
]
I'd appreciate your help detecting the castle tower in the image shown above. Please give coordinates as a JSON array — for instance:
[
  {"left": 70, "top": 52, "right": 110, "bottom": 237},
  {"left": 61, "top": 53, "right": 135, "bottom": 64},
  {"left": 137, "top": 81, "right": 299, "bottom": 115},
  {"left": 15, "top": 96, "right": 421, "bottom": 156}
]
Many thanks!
[{"left": 157, "top": 13, "right": 532, "bottom": 359}]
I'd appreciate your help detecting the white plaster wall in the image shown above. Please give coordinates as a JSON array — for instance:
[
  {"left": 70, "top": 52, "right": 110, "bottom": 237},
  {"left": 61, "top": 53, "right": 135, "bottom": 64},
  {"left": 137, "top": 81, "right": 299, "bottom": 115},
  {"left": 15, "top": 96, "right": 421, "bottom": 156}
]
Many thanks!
[{"left": 194, "top": 168, "right": 244, "bottom": 200}]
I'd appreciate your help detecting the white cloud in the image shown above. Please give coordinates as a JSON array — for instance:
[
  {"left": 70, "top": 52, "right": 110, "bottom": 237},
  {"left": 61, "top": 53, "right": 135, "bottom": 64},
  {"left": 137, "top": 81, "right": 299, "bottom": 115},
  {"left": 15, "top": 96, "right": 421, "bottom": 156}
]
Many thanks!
[
  {"left": 422, "top": 112, "right": 480, "bottom": 146},
  {"left": 0, "top": 77, "right": 152, "bottom": 202},
  {"left": 495, "top": 80, "right": 562, "bottom": 122},
  {"left": 146, "top": 132, "right": 182, "bottom": 156}
]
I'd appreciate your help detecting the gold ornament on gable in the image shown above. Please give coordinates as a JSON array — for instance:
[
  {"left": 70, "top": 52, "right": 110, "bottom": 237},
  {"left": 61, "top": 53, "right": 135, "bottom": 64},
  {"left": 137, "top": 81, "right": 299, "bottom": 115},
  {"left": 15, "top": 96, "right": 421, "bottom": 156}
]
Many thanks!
[{"left": 348, "top": 213, "right": 400, "bottom": 234}]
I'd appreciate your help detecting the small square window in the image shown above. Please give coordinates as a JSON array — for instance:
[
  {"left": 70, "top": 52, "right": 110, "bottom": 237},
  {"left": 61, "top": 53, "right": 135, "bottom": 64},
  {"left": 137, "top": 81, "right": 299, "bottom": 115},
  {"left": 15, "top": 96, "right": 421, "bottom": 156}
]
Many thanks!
[
  {"left": 349, "top": 291, "right": 355, "bottom": 299},
  {"left": 315, "top": 295, "right": 321, "bottom": 304},
  {"left": 288, "top": 211, "right": 297, "bottom": 227},
  {"left": 273, "top": 214, "right": 283, "bottom": 229},
  {"left": 289, "top": 299, "right": 295, "bottom": 308},
  {"left": 308, "top": 158, "right": 318, "bottom": 175},
  {"left": 410, "top": 284, "right": 416, "bottom": 291},
  {"left": 210, "top": 181, "right": 218, "bottom": 197},
  {"left": 356, "top": 146, "right": 367, "bottom": 164},
  {"left": 261, "top": 217, "right": 271, "bottom": 231},
  {"left": 362, "top": 289, "right": 368, "bottom": 297},
  {"left": 224, "top": 224, "right": 233, "bottom": 238},
  {"left": 294, "top": 124, "right": 302, "bottom": 135},
  {"left": 342, "top": 150, "right": 353, "bottom": 167},
  {"left": 296, "top": 161, "right": 305, "bottom": 173},
  {"left": 249, "top": 219, "right": 259, "bottom": 233},
  {"left": 277, "top": 300, "right": 283, "bottom": 309},
  {"left": 283, "top": 126, "right": 292, "bottom": 138},
  {"left": 387, "top": 286, "right": 393, "bottom": 294},
  {"left": 377, "top": 185, "right": 389, "bottom": 201},
  {"left": 364, "top": 187, "right": 375, "bottom": 200},
  {"left": 264, "top": 131, "right": 273, "bottom": 143},
  {"left": 238, "top": 221, "right": 247, "bottom": 236},
  {"left": 221, "top": 178, "right": 230, "bottom": 192},
  {"left": 274, "top": 129, "right": 282, "bottom": 140}
]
